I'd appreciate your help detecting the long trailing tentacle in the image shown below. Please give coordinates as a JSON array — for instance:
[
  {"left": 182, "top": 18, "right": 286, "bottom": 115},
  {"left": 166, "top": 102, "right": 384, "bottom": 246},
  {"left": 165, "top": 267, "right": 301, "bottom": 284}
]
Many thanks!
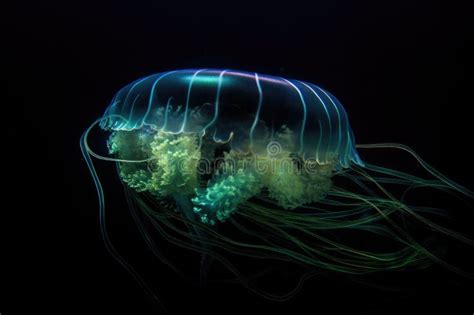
[
  {"left": 123, "top": 182, "right": 187, "bottom": 279},
  {"left": 340, "top": 143, "right": 474, "bottom": 277},
  {"left": 356, "top": 143, "right": 474, "bottom": 198},
  {"left": 238, "top": 195, "right": 430, "bottom": 273},
  {"left": 134, "top": 190, "right": 318, "bottom": 301},
  {"left": 91, "top": 125, "right": 316, "bottom": 301},
  {"left": 140, "top": 185, "right": 428, "bottom": 276},
  {"left": 83, "top": 120, "right": 474, "bottom": 304},
  {"left": 80, "top": 118, "right": 166, "bottom": 312},
  {"left": 351, "top": 165, "right": 474, "bottom": 245},
  {"left": 196, "top": 143, "right": 474, "bottom": 278}
]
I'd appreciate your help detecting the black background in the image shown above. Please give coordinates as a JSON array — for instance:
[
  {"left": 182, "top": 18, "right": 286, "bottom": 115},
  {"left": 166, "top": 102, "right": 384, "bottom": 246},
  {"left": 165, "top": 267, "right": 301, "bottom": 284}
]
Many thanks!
[{"left": 2, "top": 1, "right": 474, "bottom": 314}]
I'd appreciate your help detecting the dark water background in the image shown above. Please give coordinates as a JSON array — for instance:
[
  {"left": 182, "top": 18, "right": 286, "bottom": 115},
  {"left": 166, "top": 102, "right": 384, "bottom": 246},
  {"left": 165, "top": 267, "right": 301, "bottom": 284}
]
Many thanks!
[{"left": 2, "top": 1, "right": 473, "bottom": 314}]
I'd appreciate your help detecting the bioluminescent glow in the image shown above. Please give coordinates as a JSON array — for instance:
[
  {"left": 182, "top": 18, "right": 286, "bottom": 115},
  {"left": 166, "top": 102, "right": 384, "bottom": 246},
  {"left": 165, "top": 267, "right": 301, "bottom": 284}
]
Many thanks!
[{"left": 81, "top": 68, "right": 473, "bottom": 306}]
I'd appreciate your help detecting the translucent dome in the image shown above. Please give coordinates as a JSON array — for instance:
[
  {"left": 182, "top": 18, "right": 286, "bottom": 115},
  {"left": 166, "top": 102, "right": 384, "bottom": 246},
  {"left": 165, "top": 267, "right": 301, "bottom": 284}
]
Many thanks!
[{"left": 100, "top": 69, "right": 363, "bottom": 168}]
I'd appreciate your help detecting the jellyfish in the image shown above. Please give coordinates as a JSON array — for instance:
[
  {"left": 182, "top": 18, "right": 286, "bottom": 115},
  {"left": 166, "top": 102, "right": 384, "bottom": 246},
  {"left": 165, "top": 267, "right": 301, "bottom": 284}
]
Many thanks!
[{"left": 81, "top": 69, "right": 473, "bottom": 305}]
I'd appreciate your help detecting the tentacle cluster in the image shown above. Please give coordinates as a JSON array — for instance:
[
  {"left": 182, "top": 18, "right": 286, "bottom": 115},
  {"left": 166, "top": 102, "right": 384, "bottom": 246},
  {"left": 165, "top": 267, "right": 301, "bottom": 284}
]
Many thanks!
[
  {"left": 108, "top": 130, "right": 201, "bottom": 196},
  {"left": 192, "top": 169, "right": 262, "bottom": 225},
  {"left": 108, "top": 129, "right": 335, "bottom": 225}
]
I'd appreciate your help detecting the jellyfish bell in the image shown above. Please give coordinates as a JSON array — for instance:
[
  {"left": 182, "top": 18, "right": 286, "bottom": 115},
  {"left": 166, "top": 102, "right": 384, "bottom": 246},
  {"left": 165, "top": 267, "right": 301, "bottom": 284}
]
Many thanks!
[
  {"left": 100, "top": 69, "right": 362, "bottom": 166},
  {"left": 81, "top": 68, "right": 473, "bottom": 307}
]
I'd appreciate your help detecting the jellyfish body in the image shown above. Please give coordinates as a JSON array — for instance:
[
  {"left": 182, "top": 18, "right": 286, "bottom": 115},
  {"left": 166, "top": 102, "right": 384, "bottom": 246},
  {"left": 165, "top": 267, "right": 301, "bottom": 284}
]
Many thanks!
[
  {"left": 82, "top": 69, "right": 473, "bottom": 304},
  {"left": 101, "top": 69, "right": 362, "bottom": 167},
  {"left": 100, "top": 69, "right": 364, "bottom": 224}
]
